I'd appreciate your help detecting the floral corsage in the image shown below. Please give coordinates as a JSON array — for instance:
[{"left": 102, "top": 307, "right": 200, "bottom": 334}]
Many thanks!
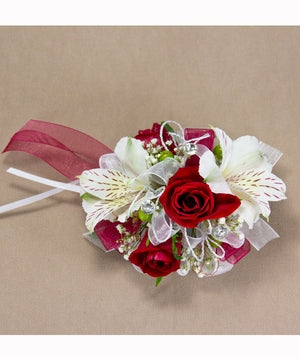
[{"left": 1, "top": 120, "right": 286, "bottom": 285}]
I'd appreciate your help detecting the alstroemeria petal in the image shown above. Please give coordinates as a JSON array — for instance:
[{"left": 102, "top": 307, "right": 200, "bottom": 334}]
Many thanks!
[
  {"left": 197, "top": 145, "right": 232, "bottom": 194},
  {"left": 227, "top": 168, "right": 286, "bottom": 203},
  {"left": 228, "top": 187, "right": 262, "bottom": 228},
  {"left": 224, "top": 135, "right": 271, "bottom": 177},
  {"left": 114, "top": 137, "right": 149, "bottom": 177},
  {"left": 82, "top": 198, "right": 117, "bottom": 232},
  {"left": 79, "top": 168, "right": 143, "bottom": 200},
  {"left": 82, "top": 195, "right": 134, "bottom": 232},
  {"left": 117, "top": 189, "right": 155, "bottom": 223}
]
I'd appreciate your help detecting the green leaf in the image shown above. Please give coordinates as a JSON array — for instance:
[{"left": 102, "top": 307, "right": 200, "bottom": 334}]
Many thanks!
[
  {"left": 138, "top": 209, "right": 152, "bottom": 222},
  {"left": 171, "top": 233, "right": 182, "bottom": 260},
  {"left": 155, "top": 276, "right": 163, "bottom": 287},
  {"left": 80, "top": 192, "right": 99, "bottom": 201},
  {"left": 161, "top": 121, "right": 175, "bottom": 133},
  {"left": 213, "top": 144, "right": 223, "bottom": 165},
  {"left": 145, "top": 237, "right": 150, "bottom": 247},
  {"left": 208, "top": 234, "right": 222, "bottom": 248}
]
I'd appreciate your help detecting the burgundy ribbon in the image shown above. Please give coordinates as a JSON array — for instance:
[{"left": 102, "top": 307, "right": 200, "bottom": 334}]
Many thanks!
[
  {"left": 184, "top": 128, "right": 215, "bottom": 150},
  {"left": 94, "top": 219, "right": 141, "bottom": 251},
  {"left": 184, "top": 128, "right": 215, "bottom": 167},
  {"left": 220, "top": 240, "right": 251, "bottom": 265},
  {"left": 2, "top": 120, "right": 113, "bottom": 180}
]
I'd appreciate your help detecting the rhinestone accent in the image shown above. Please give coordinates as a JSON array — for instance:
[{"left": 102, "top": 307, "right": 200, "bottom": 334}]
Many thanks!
[
  {"left": 212, "top": 225, "right": 228, "bottom": 239},
  {"left": 184, "top": 143, "right": 197, "bottom": 155},
  {"left": 141, "top": 200, "right": 155, "bottom": 214}
]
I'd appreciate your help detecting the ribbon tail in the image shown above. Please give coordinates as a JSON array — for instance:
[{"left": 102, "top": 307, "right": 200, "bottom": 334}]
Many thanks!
[{"left": 0, "top": 187, "right": 65, "bottom": 214}]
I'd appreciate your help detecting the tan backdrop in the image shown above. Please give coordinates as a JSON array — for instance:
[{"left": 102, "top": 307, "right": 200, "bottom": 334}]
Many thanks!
[{"left": 0, "top": 26, "right": 299, "bottom": 334}]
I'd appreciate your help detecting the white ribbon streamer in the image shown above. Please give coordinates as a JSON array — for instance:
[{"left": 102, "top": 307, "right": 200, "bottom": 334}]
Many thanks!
[
  {"left": 0, "top": 168, "right": 79, "bottom": 214},
  {"left": 0, "top": 187, "right": 66, "bottom": 214},
  {"left": 6, "top": 168, "right": 81, "bottom": 193}
]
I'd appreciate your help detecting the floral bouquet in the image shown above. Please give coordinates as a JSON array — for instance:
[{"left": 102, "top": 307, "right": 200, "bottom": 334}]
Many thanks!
[{"left": 1, "top": 120, "right": 286, "bottom": 285}]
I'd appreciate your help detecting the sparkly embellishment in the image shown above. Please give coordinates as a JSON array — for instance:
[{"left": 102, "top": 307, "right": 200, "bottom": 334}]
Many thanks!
[
  {"left": 172, "top": 222, "right": 180, "bottom": 231},
  {"left": 184, "top": 143, "right": 197, "bottom": 155},
  {"left": 141, "top": 200, "right": 155, "bottom": 214},
  {"left": 212, "top": 225, "right": 228, "bottom": 239}
]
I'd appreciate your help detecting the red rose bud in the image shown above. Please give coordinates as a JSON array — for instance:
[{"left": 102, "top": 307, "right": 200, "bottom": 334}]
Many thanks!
[
  {"left": 134, "top": 122, "right": 175, "bottom": 150},
  {"left": 160, "top": 167, "right": 241, "bottom": 228},
  {"left": 94, "top": 218, "right": 141, "bottom": 251},
  {"left": 129, "top": 232, "right": 181, "bottom": 277}
]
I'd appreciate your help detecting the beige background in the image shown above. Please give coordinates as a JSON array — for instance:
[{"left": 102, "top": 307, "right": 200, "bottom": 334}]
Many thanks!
[{"left": 0, "top": 26, "right": 299, "bottom": 334}]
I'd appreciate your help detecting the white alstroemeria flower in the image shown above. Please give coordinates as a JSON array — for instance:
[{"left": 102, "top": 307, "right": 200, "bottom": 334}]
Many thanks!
[
  {"left": 199, "top": 128, "right": 286, "bottom": 228},
  {"left": 79, "top": 137, "right": 151, "bottom": 232},
  {"left": 79, "top": 136, "right": 180, "bottom": 232}
]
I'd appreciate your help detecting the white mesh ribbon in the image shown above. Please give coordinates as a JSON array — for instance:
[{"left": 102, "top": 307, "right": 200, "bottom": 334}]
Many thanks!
[
  {"left": 213, "top": 260, "right": 234, "bottom": 276},
  {"left": 221, "top": 231, "right": 245, "bottom": 248},
  {"left": 139, "top": 157, "right": 181, "bottom": 186},
  {"left": 259, "top": 141, "right": 283, "bottom": 167},
  {"left": 241, "top": 218, "right": 279, "bottom": 250},
  {"left": 148, "top": 210, "right": 178, "bottom": 245},
  {"left": 99, "top": 153, "right": 124, "bottom": 171}
]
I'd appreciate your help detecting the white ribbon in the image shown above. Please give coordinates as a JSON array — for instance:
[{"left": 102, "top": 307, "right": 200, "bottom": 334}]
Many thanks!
[
  {"left": 159, "top": 120, "right": 211, "bottom": 152},
  {"left": 99, "top": 153, "right": 124, "bottom": 171},
  {"left": 6, "top": 167, "right": 81, "bottom": 193},
  {"left": 221, "top": 231, "right": 245, "bottom": 248},
  {"left": 213, "top": 260, "right": 234, "bottom": 276},
  {"left": 148, "top": 210, "right": 178, "bottom": 245},
  {"left": 259, "top": 141, "right": 283, "bottom": 167},
  {"left": 241, "top": 218, "right": 279, "bottom": 251},
  {"left": 139, "top": 157, "right": 181, "bottom": 186},
  {"left": 0, "top": 168, "right": 79, "bottom": 214},
  {"left": 0, "top": 187, "right": 67, "bottom": 214}
]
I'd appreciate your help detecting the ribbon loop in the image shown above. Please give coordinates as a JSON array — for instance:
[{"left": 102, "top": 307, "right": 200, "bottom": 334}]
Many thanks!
[
  {"left": 3, "top": 120, "right": 112, "bottom": 180},
  {"left": 148, "top": 210, "right": 178, "bottom": 245}
]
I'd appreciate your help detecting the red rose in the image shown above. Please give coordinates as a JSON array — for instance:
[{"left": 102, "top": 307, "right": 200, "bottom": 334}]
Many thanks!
[
  {"left": 160, "top": 167, "right": 241, "bottom": 228},
  {"left": 129, "top": 232, "right": 181, "bottom": 277}
]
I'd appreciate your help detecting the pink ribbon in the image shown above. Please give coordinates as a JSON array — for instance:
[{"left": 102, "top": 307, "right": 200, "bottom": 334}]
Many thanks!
[{"left": 2, "top": 120, "right": 113, "bottom": 180}]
